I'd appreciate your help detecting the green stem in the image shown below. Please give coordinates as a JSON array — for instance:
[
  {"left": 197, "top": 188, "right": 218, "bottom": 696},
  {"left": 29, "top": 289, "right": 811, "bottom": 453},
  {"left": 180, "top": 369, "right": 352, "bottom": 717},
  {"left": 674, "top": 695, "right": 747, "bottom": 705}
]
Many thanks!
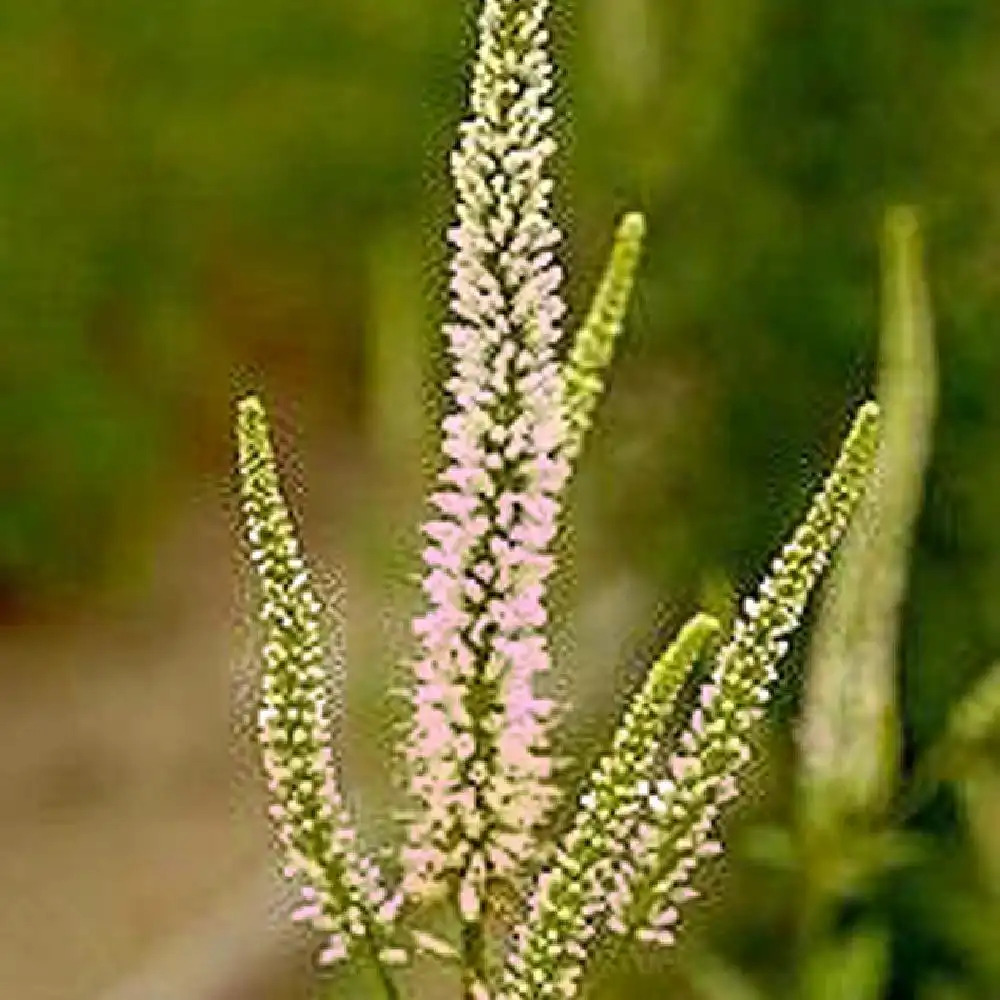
[
  {"left": 364, "top": 928, "right": 402, "bottom": 1000},
  {"left": 891, "top": 743, "right": 953, "bottom": 824},
  {"left": 373, "top": 958, "right": 402, "bottom": 1000},
  {"left": 461, "top": 916, "right": 488, "bottom": 999}
]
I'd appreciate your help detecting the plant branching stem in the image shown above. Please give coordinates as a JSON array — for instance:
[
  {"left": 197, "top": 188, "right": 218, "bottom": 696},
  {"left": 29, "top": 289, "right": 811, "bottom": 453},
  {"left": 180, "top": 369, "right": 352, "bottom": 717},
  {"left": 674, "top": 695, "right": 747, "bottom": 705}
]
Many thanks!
[
  {"left": 363, "top": 926, "right": 402, "bottom": 1000},
  {"left": 461, "top": 916, "right": 487, "bottom": 999}
]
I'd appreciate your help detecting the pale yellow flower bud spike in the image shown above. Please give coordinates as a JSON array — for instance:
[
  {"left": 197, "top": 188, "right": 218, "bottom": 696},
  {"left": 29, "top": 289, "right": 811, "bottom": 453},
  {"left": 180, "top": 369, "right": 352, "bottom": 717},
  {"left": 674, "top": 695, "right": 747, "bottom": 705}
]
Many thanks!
[
  {"left": 235, "top": 395, "right": 403, "bottom": 998},
  {"left": 800, "top": 206, "right": 936, "bottom": 830}
]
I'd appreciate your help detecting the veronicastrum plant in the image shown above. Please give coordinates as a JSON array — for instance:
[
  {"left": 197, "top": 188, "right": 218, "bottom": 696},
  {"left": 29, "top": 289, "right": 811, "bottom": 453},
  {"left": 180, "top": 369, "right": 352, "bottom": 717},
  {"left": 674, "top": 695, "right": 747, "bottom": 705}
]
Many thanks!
[{"left": 233, "top": 1, "right": 881, "bottom": 998}]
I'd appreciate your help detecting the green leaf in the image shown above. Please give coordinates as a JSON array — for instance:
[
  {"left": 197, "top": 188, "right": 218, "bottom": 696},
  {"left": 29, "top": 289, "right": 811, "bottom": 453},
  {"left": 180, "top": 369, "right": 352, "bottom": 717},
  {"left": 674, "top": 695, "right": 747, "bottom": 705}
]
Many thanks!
[
  {"left": 683, "top": 945, "right": 767, "bottom": 1000},
  {"left": 948, "top": 660, "right": 1000, "bottom": 751},
  {"left": 801, "top": 924, "right": 891, "bottom": 1000},
  {"left": 909, "top": 659, "right": 1000, "bottom": 811}
]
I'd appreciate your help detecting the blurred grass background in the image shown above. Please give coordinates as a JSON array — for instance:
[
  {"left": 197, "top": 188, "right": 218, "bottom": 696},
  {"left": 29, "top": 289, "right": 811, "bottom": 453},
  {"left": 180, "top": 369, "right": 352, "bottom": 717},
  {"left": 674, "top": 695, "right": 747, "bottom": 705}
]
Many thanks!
[{"left": 1, "top": 1, "right": 999, "bottom": 998}]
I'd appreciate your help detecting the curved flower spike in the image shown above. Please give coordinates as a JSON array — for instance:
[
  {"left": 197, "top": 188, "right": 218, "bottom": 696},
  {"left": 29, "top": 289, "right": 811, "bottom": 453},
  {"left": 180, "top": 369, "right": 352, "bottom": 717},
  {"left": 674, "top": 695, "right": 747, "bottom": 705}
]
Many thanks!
[
  {"left": 500, "top": 402, "right": 880, "bottom": 998},
  {"left": 500, "top": 612, "right": 721, "bottom": 1000},
  {"left": 561, "top": 211, "right": 647, "bottom": 463},
  {"left": 236, "top": 395, "right": 401, "bottom": 968},
  {"left": 623, "top": 402, "right": 882, "bottom": 946}
]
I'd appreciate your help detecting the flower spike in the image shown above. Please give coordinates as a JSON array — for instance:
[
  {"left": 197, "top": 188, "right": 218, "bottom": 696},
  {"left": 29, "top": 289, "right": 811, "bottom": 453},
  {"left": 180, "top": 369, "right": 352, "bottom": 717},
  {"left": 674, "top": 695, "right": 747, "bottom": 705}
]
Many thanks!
[
  {"left": 500, "top": 612, "right": 721, "bottom": 1000},
  {"left": 399, "top": 0, "right": 572, "bottom": 916},
  {"left": 624, "top": 401, "right": 881, "bottom": 944},
  {"left": 236, "top": 395, "right": 401, "bottom": 967},
  {"left": 800, "top": 207, "right": 936, "bottom": 829},
  {"left": 561, "top": 211, "right": 647, "bottom": 462},
  {"left": 500, "top": 402, "right": 881, "bottom": 998}
]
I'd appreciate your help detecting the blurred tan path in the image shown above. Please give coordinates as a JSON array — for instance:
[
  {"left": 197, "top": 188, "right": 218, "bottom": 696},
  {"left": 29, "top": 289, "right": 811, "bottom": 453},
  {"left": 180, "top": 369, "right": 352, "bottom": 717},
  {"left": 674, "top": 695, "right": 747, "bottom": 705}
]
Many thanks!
[{"left": 0, "top": 495, "right": 300, "bottom": 1000}]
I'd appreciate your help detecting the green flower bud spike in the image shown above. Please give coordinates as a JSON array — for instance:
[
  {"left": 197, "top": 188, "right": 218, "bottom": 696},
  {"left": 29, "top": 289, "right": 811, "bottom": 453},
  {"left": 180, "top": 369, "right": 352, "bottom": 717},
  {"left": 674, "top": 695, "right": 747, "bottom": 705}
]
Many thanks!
[
  {"left": 235, "top": 395, "right": 403, "bottom": 992},
  {"left": 500, "top": 613, "right": 720, "bottom": 1000},
  {"left": 501, "top": 401, "right": 881, "bottom": 999},
  {"left": 561, "top": 211, "right": 647, "bottom": 462}
]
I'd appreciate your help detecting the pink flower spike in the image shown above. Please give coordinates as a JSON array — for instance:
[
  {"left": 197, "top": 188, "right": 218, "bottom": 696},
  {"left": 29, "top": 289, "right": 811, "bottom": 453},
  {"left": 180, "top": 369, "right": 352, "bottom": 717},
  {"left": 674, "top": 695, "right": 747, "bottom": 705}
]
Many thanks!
[{"left": 398, "top": 0, "right": 575, "bottom": 902}]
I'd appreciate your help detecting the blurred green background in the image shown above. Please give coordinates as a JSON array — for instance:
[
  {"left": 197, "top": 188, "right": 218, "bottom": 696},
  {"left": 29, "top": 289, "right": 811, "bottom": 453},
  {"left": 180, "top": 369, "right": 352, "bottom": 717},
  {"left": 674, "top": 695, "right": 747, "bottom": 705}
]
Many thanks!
[{"left": 2, "top": 1, "right": 999, "bottom": 999}]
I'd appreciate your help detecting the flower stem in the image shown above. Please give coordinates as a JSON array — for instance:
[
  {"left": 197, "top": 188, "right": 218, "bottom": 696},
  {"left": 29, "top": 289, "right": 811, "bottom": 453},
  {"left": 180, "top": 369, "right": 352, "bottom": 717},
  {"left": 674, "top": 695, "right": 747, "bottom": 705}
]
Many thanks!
[
  {"left": 364, "top": 935, "right": 402, "bottom": 1000},
  {"left": 461, "top": 916, "right": 488, "bottom": 999}
]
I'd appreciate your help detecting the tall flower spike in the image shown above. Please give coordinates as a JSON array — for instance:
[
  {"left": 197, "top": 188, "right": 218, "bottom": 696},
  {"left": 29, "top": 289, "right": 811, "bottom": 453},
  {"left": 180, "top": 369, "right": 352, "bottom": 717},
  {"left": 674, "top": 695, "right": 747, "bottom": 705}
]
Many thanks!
[
  {"left": 236, "top": 395, "right": 401, "bottom": 968},
  {"left": 561, "top": 211, "right": 646, "bottom": 462},
  {"left": 400, "top": 0, "right": 572, "bottom": 919},
  {"left": 500, "top": 613, "right": 721, "bottom": 1000},
  {"left": 500, "top": 402, "right": 881, "bottom": 999}
]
